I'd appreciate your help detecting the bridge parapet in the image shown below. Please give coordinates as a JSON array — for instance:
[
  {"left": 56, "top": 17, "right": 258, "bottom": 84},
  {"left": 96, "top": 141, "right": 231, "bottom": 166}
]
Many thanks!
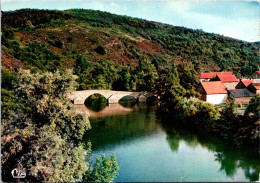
[{"left": 68, "top": 90, "right": 153, "bottom": 104}]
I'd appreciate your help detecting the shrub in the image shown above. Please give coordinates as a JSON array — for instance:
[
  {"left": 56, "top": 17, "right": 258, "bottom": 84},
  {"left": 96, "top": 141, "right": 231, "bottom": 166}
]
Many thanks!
[
  {"left": 95, "top": 45, "right": 106, "bottom": 55},
  {"left": 245, "top": 95, "right": 260, "bottom": 117},
  {"left": 54, "top": 40, "right": 63, "bottom": 48},
  {"left": 67, "top": 36, "right": 73, "bottom": 43}
]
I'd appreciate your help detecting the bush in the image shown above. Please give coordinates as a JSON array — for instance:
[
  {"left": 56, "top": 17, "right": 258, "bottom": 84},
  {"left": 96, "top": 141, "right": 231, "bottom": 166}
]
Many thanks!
[
  {"left": 84, "top": 155, "right": 119, "bottom": 182},
  {"left": 174, "top": 97, "right": 221, "bottom": 123},
  {"left": 95, "top": 45, "right": 106, "bottom": 55},
  {"left": 67, "top": 36, "right": 73, "bottom": 43},
  {"left": 245, "top": 95, "right": 260, "bottom": 117},
  {"left": 54, "top": 40, "right": 63, "bottom": 48},
  {"left": 1, "top": 70, "right": 17, "bottom": 90}
]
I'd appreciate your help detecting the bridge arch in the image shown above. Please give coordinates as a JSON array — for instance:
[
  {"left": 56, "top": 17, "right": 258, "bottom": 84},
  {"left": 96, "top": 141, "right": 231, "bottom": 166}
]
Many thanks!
[
  {"left": 84, "top": 93, "right": 108, "bottom": 112},
  {"left": 70, "top": 90, "right": 152, "bottom": 104},
  {"left": 118, "top": 95, "right": 137, "bottom": 102},
  {"left": 84, "top": 93, "right": 108, "bottom": 103}
]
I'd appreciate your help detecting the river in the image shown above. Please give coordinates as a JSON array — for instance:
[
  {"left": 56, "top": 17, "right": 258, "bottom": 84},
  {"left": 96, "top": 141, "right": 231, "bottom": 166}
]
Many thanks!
[{"left": 77, "top": 103, "right": 259, "bottom": 182}]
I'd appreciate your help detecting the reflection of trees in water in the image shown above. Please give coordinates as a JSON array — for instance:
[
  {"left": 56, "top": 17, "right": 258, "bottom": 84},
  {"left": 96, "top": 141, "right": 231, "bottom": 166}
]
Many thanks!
[
  {"left": 166, "top": 135, "right": 180, "bottom": 152},
  {"left": 214, "top": 149, "right": 259, "bottom": 181},
  {"left": 119, "top": 96, "right": 137, "bottom": 108},
  {"left": 84, "top": 105, "right": 159, "bottom": 150},
  {"left": 85, "top": 94, "right": 108, "bottom": 112},
  {"left": 214, "top": 152, "right": 237, "bottom": 177},
  {"left": 161, "top": 123, "right": 259, "bottom": 182},
  {"left": 166, "top": 132, "right": 199, "bottom": 152},
  {"left": 85, "top": 94, "right": 137, "bottom": 112}
]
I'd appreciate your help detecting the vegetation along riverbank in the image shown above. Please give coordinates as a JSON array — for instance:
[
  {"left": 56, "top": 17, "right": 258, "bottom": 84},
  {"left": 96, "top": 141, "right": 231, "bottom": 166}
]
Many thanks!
[{"left": 1, "top": 8, "right": 259, "bottom": 182}]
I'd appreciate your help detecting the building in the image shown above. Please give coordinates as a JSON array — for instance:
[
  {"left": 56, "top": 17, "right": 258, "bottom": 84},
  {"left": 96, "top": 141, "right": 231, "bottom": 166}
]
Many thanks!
[
  {"left": 228, "top": 89, "right": 256, "bottom": 104},
  {"left": 235, "top": 79, "right": 254, "bottom": 89},
  {"left": 215, "top": 74, "right": 239, "bottom": 90},
  {"left": 247, "top": 83, "right": 260, "bottom": 95},
  {"left": 197, "top": 81, "right": 228, "bottom": 104},
  {"left": 251, "top": 71, "right": 260, "bottom": 83},
  {"left": 199, "top": 72, "right": 233, "bottom": 82}
]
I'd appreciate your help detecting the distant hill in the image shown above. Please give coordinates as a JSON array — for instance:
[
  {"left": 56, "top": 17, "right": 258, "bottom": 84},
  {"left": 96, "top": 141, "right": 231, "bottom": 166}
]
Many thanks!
[{"left": 1, "top": 9, "right": 259, "bottom": 78}]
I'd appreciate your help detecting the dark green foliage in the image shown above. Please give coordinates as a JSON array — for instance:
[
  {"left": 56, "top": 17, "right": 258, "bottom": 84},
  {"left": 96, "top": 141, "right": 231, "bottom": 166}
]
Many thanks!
[
  {"left": 5, "top": 40, "right": 61, "bottom": 72},
  {"left": 85, "top": 94, "right": 108, "bottom": 112},
  {"left": 1, "top": 89, "right": 29, "bottom": 120},
  {"left": 2, "top": 27, "right": 14, "bottom": 39},
  {"left": 74, "top": 57, "right": 159, "bottom": 92},
  {"left": 216, "top": 109, "right": 259, "bottom": 147},
  {"left": 48, "top": 39, "right": 64, "bottom": 48},
  {"left": 156, "top": 63, "right": 187, "bottom": 104},
  {"left": 84, "top": 154, "right": 119, "bottom": 182},
  {"left": 223, "top": 95, "right": 237, "bottom": 118},
  {"left": 112, "top": 67, "right": 134, "bottom": 91},
  {"left": 75, "top": 59, "right": 117, "bottom": 90},
  {"left": 159, "top": 96, "right": 259, "bottom": 147},
  {"left": 178, "top": 63, "right": 200, "bottom": 92},
  {"left": 95, "top": 45, "right": 106, "bottom": 55},
  {"left": 173, "top": 97, "right": 221, "bottom": 125},
  {"left": 74, "top": 55, "right": 90, "bottom": 75},
  {"left": 2, "top": 27, "right": 15, "bottom": 45},
  {"left": 1, "top": 70, "right": 119, "bottom": 182},
  {"left": 67, "top": 36, "right": 73, "bottom": 43},
  {"left": 245, "top": 95, "right": 260, "bottom": 117},
  {"left": 1, "top": 9, "right": 70, "bottom": 28},
  {"left": 136, "top": 59, "right": 159, "bottom": 92},
  {"left": 1, "top": 69, "right": 17, "bottom": 90},
  {"left": 54, "top": 40, "right": 63, "bottom": 48}
]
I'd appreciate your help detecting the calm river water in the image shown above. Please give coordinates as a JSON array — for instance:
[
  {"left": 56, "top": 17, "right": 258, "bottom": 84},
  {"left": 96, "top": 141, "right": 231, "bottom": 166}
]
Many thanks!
[{"left": 77, "top": 103, "right": 259, "bottom": 182}]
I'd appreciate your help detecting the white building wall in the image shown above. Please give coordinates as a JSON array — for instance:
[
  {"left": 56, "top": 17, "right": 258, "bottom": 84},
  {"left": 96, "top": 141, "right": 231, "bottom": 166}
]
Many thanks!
[
  {"left": 206, "top": 94, "right": 228, "bottom": 104},
  {"left": 253, "top": 79, "right": 260, "bottom": 83}
]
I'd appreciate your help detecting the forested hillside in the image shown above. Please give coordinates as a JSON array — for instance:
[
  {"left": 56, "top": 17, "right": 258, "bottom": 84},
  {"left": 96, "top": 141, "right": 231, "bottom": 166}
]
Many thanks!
[{"left": 2, "top": 9, "right": 259, "bottom": 92}]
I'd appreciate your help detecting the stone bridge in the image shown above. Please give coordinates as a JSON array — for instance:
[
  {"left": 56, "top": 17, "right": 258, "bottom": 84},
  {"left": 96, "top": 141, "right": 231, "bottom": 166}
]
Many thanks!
[{"left": 69, "top": 90, "right": 153, "bottom": 104}]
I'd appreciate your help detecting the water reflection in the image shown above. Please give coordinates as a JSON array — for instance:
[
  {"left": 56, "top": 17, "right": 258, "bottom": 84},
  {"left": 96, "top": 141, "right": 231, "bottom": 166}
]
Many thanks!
[
  {"left": 82, "top": 103, "right": 259, "bottom": 181},
  {"left": 75, "top": 103, "right": 134, "bottom": 118},
  {"left": 161, "top": 123, "right": 260, "bottom": 182},
  {"left": 84, "top": 94, "right": 108, "bottom": 112},
  {"left": 83, "top": 104, "right": 160, "bottom": 150},
  {"left": 75, "top": 97, "right": 139, "bottom": 118}
]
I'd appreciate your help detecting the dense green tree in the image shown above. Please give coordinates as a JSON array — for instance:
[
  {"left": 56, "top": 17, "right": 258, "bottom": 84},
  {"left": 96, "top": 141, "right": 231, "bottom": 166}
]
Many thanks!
[
  {"left": 1, "top": 70, "right": 119, "bottom": 182},
  {"left": 223, "top": 95, "right": 237, "bottom": 118},
  {"left": 84, "top": 154, "right": 119, "bottom": 182},
  {"left": 245, "top": 95, "right": 260, "bottom": 117},
  {"left": 136, "top": 59, "right": 159, "bottom": 92},
  {"left": 74, "top": 55, "right": 90, "bottom": 75}
]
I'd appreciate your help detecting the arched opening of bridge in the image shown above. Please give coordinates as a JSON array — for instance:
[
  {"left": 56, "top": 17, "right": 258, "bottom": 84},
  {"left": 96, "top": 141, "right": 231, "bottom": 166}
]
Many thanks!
[
  {"left": 118, "top": 95, "right": 137, "bottom": 108},
  {"left": 84, "top": 93, "right": 108, "bottom": 112}
]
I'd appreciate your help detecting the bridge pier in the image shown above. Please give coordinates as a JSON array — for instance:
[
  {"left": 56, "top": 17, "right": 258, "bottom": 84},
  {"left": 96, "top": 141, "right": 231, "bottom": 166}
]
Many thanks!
[
  {"left": 73, "top": 97, "right": 85, "bottom": 105},
  {"left": 108, "top": 96, "right": 119, "bottom": 104},
  {"left": 138, "top": 95, "right": 146, "bottom": 103}
]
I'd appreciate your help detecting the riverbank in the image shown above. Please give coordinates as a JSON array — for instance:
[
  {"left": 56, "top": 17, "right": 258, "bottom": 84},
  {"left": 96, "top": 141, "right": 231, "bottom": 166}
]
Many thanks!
[{"left": 157, "top": 95, "right": 260, "bottom": 148}]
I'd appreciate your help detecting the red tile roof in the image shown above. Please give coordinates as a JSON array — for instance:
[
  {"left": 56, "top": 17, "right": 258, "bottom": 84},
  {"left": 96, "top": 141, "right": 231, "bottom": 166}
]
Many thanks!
[
  {"left": 201, "top": 81, "right": 228, "bottom": 94},
  {"left": 256, "top": 71, "right": 260, "bottom": 75},
  {"left": 200, "top": 72, "right": 233, "bottom": 79},
  {"left": 241, "top": 80, "right": 254, "bottom": 87},
  {"left": 216, "top": 74, "right": 238, "bottom": 82}
]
